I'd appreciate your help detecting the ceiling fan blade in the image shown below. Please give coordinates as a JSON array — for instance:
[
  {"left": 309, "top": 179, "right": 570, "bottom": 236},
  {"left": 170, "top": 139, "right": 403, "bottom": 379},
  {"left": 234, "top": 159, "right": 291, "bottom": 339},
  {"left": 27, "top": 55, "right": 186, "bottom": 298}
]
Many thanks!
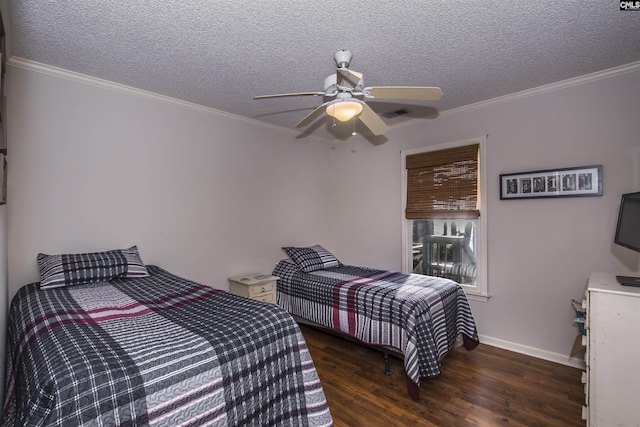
[
  {"left": 365, "top": 86, "right": 443, "bottom": 101},
  {"left": 254, "top": 91, "right": 325, "bottom": 99},
  {"left": 358, "top": 103, "right": 389, "bottom": 136},
  {"left": 295, "top": 101, "right": 331, "bottom": 128},
  {"left": 337, "top": 68, "right": 363, "bottom": 88}
]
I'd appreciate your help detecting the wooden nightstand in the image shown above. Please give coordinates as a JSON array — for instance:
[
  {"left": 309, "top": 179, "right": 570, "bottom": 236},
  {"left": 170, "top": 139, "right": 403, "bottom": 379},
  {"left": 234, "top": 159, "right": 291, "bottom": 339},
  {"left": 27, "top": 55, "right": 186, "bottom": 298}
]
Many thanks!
[{"left": 227, "top": 274, "right": 278, "bottom": 304}]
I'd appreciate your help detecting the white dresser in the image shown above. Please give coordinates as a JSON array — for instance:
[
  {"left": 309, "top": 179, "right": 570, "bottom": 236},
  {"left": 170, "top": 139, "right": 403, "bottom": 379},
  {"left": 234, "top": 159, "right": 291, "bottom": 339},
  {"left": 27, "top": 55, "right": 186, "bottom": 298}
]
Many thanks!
[{"left": 584, "top": 272, "right": 640, "bottom": 426}]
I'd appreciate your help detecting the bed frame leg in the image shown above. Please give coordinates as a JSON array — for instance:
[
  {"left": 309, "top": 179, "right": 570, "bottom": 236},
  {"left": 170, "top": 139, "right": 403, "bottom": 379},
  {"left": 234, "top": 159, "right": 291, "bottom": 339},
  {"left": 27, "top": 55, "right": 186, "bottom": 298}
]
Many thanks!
[{"left": 383, "top": 352, "right": 392, "bottom": 375}]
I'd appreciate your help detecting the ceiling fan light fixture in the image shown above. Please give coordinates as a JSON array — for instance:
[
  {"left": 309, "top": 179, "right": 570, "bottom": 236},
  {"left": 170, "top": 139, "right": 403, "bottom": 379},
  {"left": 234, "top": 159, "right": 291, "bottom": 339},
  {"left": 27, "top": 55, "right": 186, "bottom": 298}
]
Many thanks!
[{"left": 326, "top": 100, "right": 363, "bottom": 122}]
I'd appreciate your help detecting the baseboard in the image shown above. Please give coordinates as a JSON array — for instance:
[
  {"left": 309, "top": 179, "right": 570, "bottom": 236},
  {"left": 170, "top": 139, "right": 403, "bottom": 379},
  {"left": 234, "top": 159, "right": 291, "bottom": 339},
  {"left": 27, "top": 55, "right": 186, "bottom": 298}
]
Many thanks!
[{"left": 478, "top": 334, "right": 586, "bottom": 370}]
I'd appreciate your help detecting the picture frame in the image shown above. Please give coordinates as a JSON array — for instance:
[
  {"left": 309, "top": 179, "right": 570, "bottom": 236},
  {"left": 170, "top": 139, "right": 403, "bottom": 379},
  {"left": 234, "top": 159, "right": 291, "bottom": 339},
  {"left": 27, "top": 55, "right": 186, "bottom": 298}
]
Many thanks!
[{"left": 500, "top": 164, "right": 602, "bottom": 200}]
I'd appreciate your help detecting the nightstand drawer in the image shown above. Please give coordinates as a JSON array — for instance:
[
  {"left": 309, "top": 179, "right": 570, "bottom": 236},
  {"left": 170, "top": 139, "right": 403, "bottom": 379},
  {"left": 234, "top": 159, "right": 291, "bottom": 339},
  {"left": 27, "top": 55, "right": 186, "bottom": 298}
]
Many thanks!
[
  {"left": 248, "top": 282, "right": 274, "bottom": 296},
  {"left": 253, "top": 292, "right": 276, "bottom": 304}
]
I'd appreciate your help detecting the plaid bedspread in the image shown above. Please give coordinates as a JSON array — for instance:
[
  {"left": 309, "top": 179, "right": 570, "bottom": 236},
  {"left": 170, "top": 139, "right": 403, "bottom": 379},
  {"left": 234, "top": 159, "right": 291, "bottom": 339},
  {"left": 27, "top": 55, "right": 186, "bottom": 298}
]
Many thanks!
[
  {"left": 2, "top": 265, "right": 333, "bottom": 426},
  {"left": 273, "top": 260, "right": 479, "bottom": 392}
]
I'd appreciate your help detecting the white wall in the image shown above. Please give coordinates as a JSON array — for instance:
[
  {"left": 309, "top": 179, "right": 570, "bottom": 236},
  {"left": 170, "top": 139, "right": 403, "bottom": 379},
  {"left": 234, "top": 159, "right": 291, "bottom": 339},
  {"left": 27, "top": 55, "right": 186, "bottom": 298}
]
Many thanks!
[
  {"left": 5, "top": 56, "right": 640, "bottom": 370},
  {"left": 6, "top": 62, "right": 333, "bottom": 299},
  {"left": 328, "top": 66, "right": 640, "bottom": 364}
]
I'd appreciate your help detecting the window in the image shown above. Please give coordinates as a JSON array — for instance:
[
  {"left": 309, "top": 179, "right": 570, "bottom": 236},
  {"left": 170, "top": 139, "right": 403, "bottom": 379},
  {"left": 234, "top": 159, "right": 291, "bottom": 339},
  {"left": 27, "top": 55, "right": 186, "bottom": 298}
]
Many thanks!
[{"left": 401, "top": 136, "right": 488, "bottom": 301}]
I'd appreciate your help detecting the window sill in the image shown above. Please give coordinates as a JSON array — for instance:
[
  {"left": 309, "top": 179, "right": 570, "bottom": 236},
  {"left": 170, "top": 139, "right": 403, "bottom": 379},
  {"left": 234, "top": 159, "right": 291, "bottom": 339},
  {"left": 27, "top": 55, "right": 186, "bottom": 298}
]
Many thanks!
[{"left": 461, "top": 288, "right": 490, "bottom": 302}]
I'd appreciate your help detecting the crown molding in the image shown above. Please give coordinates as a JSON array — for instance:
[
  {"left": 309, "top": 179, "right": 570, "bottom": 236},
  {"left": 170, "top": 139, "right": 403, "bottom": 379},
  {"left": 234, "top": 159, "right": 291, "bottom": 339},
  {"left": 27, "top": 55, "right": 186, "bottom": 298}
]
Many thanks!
[
  {"left": 10, "top": 56, "right": 640, "bottom": 141},
  {"left": 7, "top": 56, "right": 332, "bottom": 143},
  {"left": 393, "top": 60, "right": 640, "bottom": 130}
]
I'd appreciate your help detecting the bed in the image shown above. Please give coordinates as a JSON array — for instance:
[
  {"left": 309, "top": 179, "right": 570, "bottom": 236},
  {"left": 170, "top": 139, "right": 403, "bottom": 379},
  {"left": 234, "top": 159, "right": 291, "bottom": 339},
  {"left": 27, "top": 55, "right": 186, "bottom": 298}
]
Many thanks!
[
  {"left": 2, "top": 247, "right": 333, "bottom": 426},
  {"left": 274, "top": 245, "right": 480, "bottom": 400}
]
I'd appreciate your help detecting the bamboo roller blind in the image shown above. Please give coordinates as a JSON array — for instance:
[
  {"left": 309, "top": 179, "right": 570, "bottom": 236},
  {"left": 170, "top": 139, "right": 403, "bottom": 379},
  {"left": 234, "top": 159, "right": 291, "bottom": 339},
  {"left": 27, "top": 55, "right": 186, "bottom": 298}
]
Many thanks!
[{"left": 405, "top": 144, "right": 480, "bottom": 219}]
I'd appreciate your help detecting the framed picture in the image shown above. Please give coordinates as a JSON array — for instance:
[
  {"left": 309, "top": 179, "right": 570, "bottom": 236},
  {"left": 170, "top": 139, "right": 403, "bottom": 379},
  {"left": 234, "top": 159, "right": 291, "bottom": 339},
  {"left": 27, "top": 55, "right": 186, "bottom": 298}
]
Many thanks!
[{"left": 500, "top": 164, "right": 602, "bottom": 200}]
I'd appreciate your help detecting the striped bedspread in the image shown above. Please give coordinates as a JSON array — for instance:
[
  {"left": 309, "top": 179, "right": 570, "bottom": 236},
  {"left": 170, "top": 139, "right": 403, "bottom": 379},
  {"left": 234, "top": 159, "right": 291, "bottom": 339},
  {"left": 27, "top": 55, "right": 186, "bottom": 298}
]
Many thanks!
[
  {"left": 273, "top": 259, "right": 479, "bottom": 395},
  {"left": 2, "top": 265, "right": 333, "bottom": 426}
]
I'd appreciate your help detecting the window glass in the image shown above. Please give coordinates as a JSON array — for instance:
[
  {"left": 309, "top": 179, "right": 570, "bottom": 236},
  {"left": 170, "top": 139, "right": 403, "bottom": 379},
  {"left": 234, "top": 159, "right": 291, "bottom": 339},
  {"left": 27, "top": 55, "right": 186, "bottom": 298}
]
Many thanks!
[{"left": 412, "top": 219, "right": 477, "bottom": 286}]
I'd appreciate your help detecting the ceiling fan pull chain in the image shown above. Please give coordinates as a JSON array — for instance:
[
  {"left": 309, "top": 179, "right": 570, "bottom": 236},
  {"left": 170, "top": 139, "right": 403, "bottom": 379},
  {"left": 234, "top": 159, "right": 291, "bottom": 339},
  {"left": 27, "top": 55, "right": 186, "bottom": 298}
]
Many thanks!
[
  {"left": 352, "top": 119, "right": 357, "bottom": 136},
  {"left": 331, "top": 104, "right": 337, "bottom": 127}
]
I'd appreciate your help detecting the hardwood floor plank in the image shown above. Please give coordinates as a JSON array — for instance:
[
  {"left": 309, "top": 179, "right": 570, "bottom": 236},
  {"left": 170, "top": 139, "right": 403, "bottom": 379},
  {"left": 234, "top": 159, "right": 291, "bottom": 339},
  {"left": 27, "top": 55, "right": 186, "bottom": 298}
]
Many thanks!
[{"left": 300, "top": 324, "right": 585, "bottom": 426}]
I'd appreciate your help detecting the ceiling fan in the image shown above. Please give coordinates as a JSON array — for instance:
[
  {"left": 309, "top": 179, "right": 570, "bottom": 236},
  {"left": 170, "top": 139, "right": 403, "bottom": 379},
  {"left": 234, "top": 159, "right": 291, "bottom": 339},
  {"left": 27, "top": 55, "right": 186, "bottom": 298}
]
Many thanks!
[{"left": 253, "top": 49, "right": 443, "bottom": 136}]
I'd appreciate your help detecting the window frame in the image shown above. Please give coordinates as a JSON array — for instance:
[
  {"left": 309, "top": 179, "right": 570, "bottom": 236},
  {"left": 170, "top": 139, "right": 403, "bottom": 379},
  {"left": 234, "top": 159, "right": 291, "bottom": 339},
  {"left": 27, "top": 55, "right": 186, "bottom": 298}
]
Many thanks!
[{"left": 401, "top": 136, "right": 489, "bottom": 301}]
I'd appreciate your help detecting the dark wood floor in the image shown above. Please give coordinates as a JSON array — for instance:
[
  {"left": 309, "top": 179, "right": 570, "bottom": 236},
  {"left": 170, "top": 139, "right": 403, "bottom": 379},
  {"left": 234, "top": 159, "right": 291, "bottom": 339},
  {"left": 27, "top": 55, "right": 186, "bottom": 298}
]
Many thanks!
[{"left": 299, "top": 324, "right": 585, "bottom": 427}]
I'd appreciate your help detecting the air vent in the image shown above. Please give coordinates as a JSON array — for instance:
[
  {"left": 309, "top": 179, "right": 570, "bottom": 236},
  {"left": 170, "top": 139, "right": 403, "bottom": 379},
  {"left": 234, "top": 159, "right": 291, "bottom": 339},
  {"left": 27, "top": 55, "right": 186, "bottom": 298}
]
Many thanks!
[{"left": 381, "top": 108, "right": 411, "bottom": 119}]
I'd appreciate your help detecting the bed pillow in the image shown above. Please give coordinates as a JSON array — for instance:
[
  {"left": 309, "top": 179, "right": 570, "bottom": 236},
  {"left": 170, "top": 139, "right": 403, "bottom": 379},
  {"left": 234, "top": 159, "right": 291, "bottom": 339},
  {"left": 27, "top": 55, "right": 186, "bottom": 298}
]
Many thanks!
[
  {"left": 37, "top": 246, "right": 149, "bottom": 289},
  {"left": 282, "top": 245, "right": 341, "bottom": 273}
]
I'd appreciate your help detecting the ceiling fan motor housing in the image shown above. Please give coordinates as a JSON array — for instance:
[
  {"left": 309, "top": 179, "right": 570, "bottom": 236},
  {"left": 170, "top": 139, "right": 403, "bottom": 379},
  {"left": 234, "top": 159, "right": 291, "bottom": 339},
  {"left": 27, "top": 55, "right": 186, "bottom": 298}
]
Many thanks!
[
  {"left": 323, "top": 73, "right": 364, "bottom": 94},
  {"left": 323, "top": 74, "right": 338, "bottom": 93}
]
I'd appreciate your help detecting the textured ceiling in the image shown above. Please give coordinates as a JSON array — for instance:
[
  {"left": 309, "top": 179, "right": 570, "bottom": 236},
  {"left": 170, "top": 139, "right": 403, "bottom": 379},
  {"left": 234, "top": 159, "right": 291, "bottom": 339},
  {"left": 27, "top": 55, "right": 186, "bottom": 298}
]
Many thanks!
[{"left": 7, "top": 1, "right": 640, "bottom": 141}]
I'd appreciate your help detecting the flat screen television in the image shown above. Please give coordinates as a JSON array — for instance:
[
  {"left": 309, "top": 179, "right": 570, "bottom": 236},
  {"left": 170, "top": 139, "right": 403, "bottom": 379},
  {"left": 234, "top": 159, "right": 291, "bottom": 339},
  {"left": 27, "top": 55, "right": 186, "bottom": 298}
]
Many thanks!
[{"left": 614, "top": 191, "right": 640, "bottom": 286}]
